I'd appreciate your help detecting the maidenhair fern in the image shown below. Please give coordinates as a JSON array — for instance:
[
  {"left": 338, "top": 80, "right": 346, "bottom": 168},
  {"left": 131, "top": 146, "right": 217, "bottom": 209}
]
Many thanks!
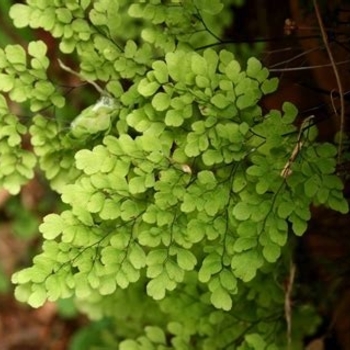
[{"left": 0, "top": 0, "right": 347, "bottom": 349}]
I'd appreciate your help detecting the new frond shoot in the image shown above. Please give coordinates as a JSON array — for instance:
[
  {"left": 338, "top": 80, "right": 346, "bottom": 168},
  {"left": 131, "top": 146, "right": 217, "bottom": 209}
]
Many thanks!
[{"left": 0, "top": 0, "right": 347, "bottom": 349}]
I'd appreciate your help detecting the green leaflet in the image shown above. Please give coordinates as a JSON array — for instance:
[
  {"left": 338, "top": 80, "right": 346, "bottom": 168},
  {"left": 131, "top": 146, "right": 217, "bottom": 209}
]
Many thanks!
[
  {"left": 145, "top": 326, "right": 166, "bottom": 345},
  {"left": 9, "top": 4, "right": 31, "bottom": 28},
  {"left": 147, "top": 271, "right": 176, "bottom": 300},
  {"left": 244, "top": 333, "right": 267, "bottom": 349},
  {"left": 39, "top": 213, "right": 64, "bottom": 240},
  {"left": 119, "top": 326, "right": 167, "bottom": 350},
  {"left": 198, "top": 252, "right": 222, "bottom": 283},
  {"left": 175, "top": 248, "right": 197, "bottom": 271},
  {"left": 231, "top": 250, "right": 264, "bottom": 282},
  {"left": 232, "top": 202, "right": 251, "bottom": 220},
  {"left": 75, "top": 146, "right": 115, "bottom": 175},
  {"left": 210, "top": 285, "right": 232, "bottom": 311},
  {"left": 129, "top": 243, "right": 147, "bottom": 269},
  {"left": 152, "top": 92, "right": 171, "bottom": 111}
]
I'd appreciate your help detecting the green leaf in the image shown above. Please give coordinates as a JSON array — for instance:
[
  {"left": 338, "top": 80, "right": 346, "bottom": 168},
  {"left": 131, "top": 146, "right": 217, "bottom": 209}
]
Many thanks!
[
  {"left": 145, "top": 326, "right": 166, "bottom": 344},
  {"left": 246, "top": 57, "right": 262, "bottom": 78},
  {"left": 210, "top": 285, "right": 232, "bottom": 311},
  {"left": 211, "top": 93, "right": 230, "bottom": 109},
  {"left": 245, "top": 333, "right": 267, "bottom": 349},
  {"left": 87, "top": 192, "right": 105, "bottom": 213},
  {"left": 255, "top": 178, "right": 270, "bottom": 194},
  {"left": 316, "top": 143, "right": 337, "bottom": 158},
  {"left": 0, "top": 94, "right": 8, "bottom": 113},
  {"left": 34, "top": 81, "right": 55, "bottom": 100},
  {"left": 129, "top": 243, "right": 146, "bottom": 269},
  {"left": 198, "top": 252, "right": 222, "bottom": 283},
  {"left": 277, "top": 201, "right": 294, "bottom": 219},
  {"left": 10, "top": 85, "right": 29, "bottom": 102},
  {"left": 282, "top": 101, "right": 298, "bottom": 124},
  {"left": 147, "top": 272, "right": 175, "bottom": 300},
  {"left": 9, "top": 4, "right": 31, "bottom": 28},
  {"left": 180, "top": 193, "right": 196, "bottom": 213},
  {"left": 316, "top": 158, "right": 336, "bottom": 174},
  {"left": 119, "top": 134, "right": 142, "bottom": 157},
  {"left": 75, "top": 146, "right": 114, "bottom": 175},
  {"left": 328, "top": 194, "right": 349, "bottom": 214},
  {"left": 187, "top": 219, "right": 205, "bottom": 243},
  {"left": 261, "top": 77, "right": 278, "bottom": 94},
  {"left": 194, "top": 0, "right": 224, "bottom": 15},
  {"left": 219, "top": 269, "right": 237, "bottom": 292},
  {"left": 28, "top": 40, "right": 47, "bottom": 58},
  {"left": 197, "top": 170, "right": 216, "bottom": 185},
  {"left": 124, "top": 40, "right": 137, "bottom": 58},
  {"left": 236, "top": 93, "right": 256, "bottom": 110},
  {"left": 231, "top": 250, "right": 263, "bottom": 281},
  {"left": 232, "top": 172, "right": 247, "bottom": 193},
  {"left": 233, "top": 237, "right": 257, "bottom": 252},
  {"left": 120, "top": 339, "right": 140, "bottom": 350},
  {"left": 202, "top": 149, "right": 222, "bottom": 166},
  {"left": 255, "top": 67, "right": 269, "bottom": 83},
  {"left": 316, "top": 187, "right": 329, "bottom": 204},
  {"left": 246, "top": 164, "right": 265, "bottom": 177},
  {"left": 196, "top": 75, "right": 210, "bottom": 88},
  {"left": 121, "top": 200, "right": 140, "bottom": 221},
  {"left": 129, "top": 176, "right": 146, "bottom": 194},
  {"left": 152, "top": 92, "right": 171, "bottom": 111},
  {"left": 152, "top": 60, "right": 168, "bottom": 84},
  {"left": 12, "top": 267, "right": 32, "bottom": 284},
  {"left": 322, "top": 175, "right": 344, "bottom": 190},
  {"left": 56, "top": 8, "right": 73, "bottom": 24},
  {"left": 191, "top": 53, "right": 208, "bottom": 76},
  {"left": 165, "top": 109, "right": 184, "bottom": 127},
  {"left": 81, "top": 0, "right": 91, "bottom": 10},
  {"left": 28, "top": 284, "right": 47, "bottom": 308},
  {"left": 138, "top": 78, "right": 159, "bottom": 96},
  {"left": 146, "top": 249, "right": 167, "bottom": 266},
  {"left": 262, "top": 242, "right": 281, "bottom": 263},
  {"left": 304, "top": 175, "right": 321, "bottom": 198},
  {"left": 13, "top": 284, "right": 31, "bottom": 303},
  {"left": 39, "top": 214, "right": 64, "bottom": 240},
  {"left": 225, "top": 60, "right": 241, "bottom": 82},
  {"left": 0, "top": 74, "right": 14, "bottom": 92},
  {"left": 176, "top": 248, "right": 197, "bottom": 271},
  {"left": 232, "top": 202, "right": 251, "bottom": 220},
  {"left": 165, "top": 259, "right": 184, "bottom": 282},
  {"left": 290, "top": 214, "right": 308, "bottom": 236},
  {"left": 237, "top": 221, "right": 257, "bottom": 237},
  {"left": 5, "top": 45, "right": 26, "bottom": 66},
  {"left": 50, "top": 94, "right": 65, "bottom": 108}
]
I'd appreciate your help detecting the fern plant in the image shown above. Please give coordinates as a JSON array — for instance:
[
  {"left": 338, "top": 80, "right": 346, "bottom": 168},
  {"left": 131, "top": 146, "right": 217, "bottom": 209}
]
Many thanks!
[{"left": 1, "top": 1, "right": 348, "bottom": 349}]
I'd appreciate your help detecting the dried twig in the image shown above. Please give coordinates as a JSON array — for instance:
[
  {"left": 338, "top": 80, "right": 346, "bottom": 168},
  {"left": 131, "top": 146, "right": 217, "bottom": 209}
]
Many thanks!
[
  {"left": 280, "top": 115, "right": 314, "bottom": 178},
  {"left": 313, "top": 0, "right": 345, "bottom": 163},
  {"left": 57, "top": 59, "right": 106, "bottom": 96},
  {"left": 285, "top": 263, "right": 296, "bottom": 349},
  {"left": 280, "top": 141, "right": 303, "bottom": 178},
  {"left": 269, "top": 59, "right": 350, "bottom": 72}
]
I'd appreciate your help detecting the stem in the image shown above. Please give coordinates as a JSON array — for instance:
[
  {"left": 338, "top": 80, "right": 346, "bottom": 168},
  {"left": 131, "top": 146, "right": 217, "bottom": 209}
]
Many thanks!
[
  {"left": 313, "top": 0, "right": 345, "bottom": 163},
  {"left": 57, "top": 59, "right": 107, "bottom": 96}
]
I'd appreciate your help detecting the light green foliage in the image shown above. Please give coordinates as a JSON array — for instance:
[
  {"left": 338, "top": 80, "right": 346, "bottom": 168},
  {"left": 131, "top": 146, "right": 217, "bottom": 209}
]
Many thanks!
[
  {"left": 2, "top": 0, "right": 347, "bottom": 349},
  {"left": 0, "top": 40, "right": 64, "bottom": 109},
  {"left": 0, "top": 95, "right": 36, "bottom": 194}
]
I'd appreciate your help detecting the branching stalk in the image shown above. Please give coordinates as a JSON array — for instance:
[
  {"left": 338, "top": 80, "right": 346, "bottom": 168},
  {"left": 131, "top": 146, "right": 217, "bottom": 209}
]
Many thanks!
[{"left": 313, "top": 0, "right": 345, "bottom": 163}]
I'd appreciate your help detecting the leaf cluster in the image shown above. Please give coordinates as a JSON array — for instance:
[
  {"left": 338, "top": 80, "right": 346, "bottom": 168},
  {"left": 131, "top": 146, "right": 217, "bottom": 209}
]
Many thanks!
[{"left": 1, "top": 1, "right": 348, "bottom": 349}]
